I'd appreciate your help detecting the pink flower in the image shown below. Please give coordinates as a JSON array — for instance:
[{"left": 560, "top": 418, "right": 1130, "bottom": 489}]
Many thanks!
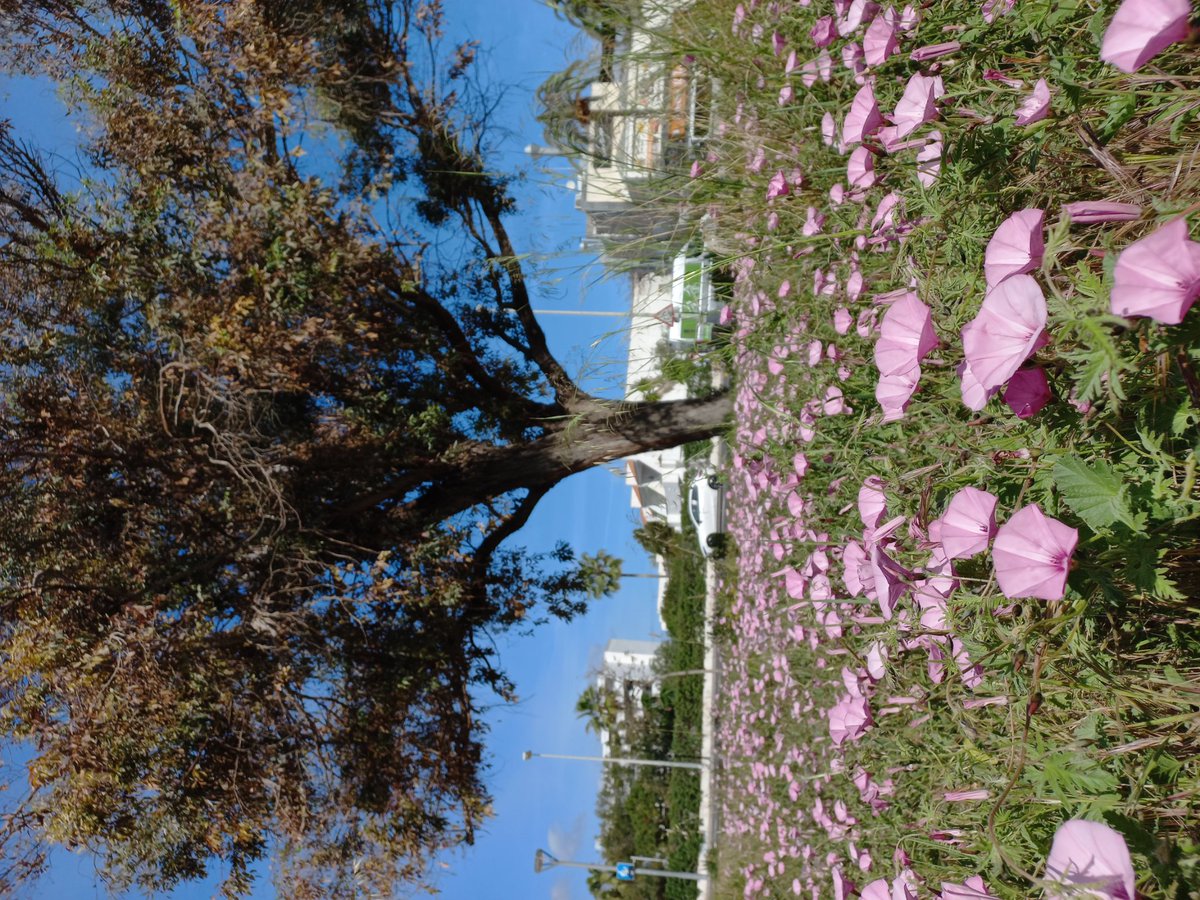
[
  {"left": 985, "top": 208, "right": 1045, "bottom": 287},
  {"left": 767, "top": 170, "right": 790, "bottom": 200},
  {"left": 929, "top": 486, "right": 998, "bottom": 559},
  {"left": 689, "top": 160, "right": 703, "bottom": 178},
  {"left": 804, "top": 206, "right": 826, "bottom": 235},
  {"left": 943, "top": 788, "right": 991, "bottom": 801},
  {"left": 843, "top": 82, "right": 884, "bottom": 144},
  {"left": 876, "top": 363, "right": 919, "bottom": 422},
  {"left": 982, "top": 0, "right": 1015, "bottom": 21},
  {"left": 859, "top": 475, "right": 888, "bottom": 529},
  {"left": 1110, "top": 218, "right": 1200, "bottom": 324},
  {"left": 874, "top": 292, "right": 938, "bottom": 375},
  {"left": 1062, "top": 201, "right": 1142, "bottom": 223},
  {"left": 828, "top": 695, "right": 872, "bottom": 745},
  {"left": 861, "top": 879, "right": 891, "bottom": 900},
  {"left": 870, "top": 545, "right": 910, "bottom": 619},
  {"left": 863, "top": 16, "right": 899, "bottom": 65},
  {"left": 984, "top": 68, "right": 1024, "bottom": 88},
  {"left": 779, "top": 83, "right": 796, "bottom": 105},
  {"left": 941, "top": 875, "right": 992, "bottom": 899},
  {"left": 962, "top": 274, "right": 1048, "bottom": 391},
  {"left": 890, "top": 72, "right": 943, "bottom": 138},
  {"left": 847, "top": 145, "right": 876, "bottom": 189},
  {"left": 1100, "top": 0, "right": 1191, "bottom": 73},
  {"left": 1015, "top": 78, "right": 1051, "bottom": 125},
  {"left": 839, "top": 0, "right": 879, "bottom": 35},
  {"left": 993, "top": 503, "right": 1078, "bottom": 600},
  {"left": 822, "top": 111, "right": 838, "bottom": 146},
  {"left": 1045, "top": 819, "right": 1136, "bottom": 899},
  {"left": 892, "top": 874, "right": 918, "bottom": 900},
  {"left": 1004, "top": 366, "right": 1051, "bottom": 418},
  {"left": 842, "top": 41, "right": 866, "bottom": 76},
  {"left": 916, "top": 132, "right": 942, "bottom": 186},
  {"left": 909, "top": 41, "right": 961, "bottom": 61},
  {"left": 866, "top": 641, "right": 887, "bottom": 679},
  {"left": 811, "top": 15, "right": 837, "bottom": 46}
]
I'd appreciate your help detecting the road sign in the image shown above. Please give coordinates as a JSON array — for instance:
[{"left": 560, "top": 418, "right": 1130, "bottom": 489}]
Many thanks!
[{"left": 615, "top": 862, "right": 635, "bottom": 882}]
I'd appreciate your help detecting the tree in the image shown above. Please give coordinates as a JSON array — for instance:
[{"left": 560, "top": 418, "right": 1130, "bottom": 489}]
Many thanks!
[
  {"left": 574, "top": 684, "right": 619, "bottom": 737},
  {"left": 0, "top": 0, "right": 729, "bottom": 896}
]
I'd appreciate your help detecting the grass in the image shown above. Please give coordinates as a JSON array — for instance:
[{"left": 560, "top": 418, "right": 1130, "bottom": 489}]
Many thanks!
[{"left": 582, "top": 0, "right": 1200, "bottom": 896}]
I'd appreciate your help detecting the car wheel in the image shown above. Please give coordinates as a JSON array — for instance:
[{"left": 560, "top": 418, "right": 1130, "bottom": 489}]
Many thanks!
[
  {"left": 705, "top": 533, "right": 727, "bottom": 557},
  {"left": 707, "top": 474, "right": 722, "bottom": 490}
]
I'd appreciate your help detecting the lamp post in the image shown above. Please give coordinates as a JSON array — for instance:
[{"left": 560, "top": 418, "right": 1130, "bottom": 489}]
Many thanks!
[
  {"left": 533, "top": 849, "right": 702, "bottom": 883},
  {"left": 522, "top": 749, "right": 703, "bottom": 771}
]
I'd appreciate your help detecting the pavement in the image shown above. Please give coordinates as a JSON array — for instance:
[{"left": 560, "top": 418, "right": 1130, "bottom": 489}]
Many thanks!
[{"left": 694, "top": 425, "right": 730, "bottom": 899}]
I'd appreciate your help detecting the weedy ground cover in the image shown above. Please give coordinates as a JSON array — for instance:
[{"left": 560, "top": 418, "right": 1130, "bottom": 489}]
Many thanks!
[{"left": 639, "top": 0, "right": 1200, "bottom": 895}]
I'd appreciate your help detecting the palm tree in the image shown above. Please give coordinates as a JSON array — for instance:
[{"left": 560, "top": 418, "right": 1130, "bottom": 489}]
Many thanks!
[{"left": 575, "top": 684, "right": 620, "bottom": 736}]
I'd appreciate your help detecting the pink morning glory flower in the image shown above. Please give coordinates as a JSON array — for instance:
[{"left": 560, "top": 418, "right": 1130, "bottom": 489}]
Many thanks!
[
  {"left": 982, "top": 0, "right": 1015, "bottom": 21},
  {"left": 863, "top": 15, "right": 899, "bottom": 65},
  {"left": 1015, "top": 78, "right": 1051, "bottom": 125},
  {"left": 842, "top": 41, "right": 866, "bottom": 76},
  {"left": 1100, "top": 0, "right": 1191, "bottom": 73},
  {"left": 1004, "top": 366, "right": 1051, "bottom": 419},
  {"left": 929, "top": 486, "right": 998, "bottom": 559},
  {"left": 847, "top": 144, "right": 876, "bottom": 188},
  {"left": 943, "top": 788, "right": 991, "bottom": 801},
  {"left": 1110, "top": 218, "right": 1200, "bottom": 324},
  {"left": 992, "top": 503, "right": 1078, "bottom": 600},
  {"left": 843, "top": 82, "right": 884, "bottom": 144},
  {"left": 859, "top": 475, "right": 888, "bottom": 529},
  {"left": 909, "top": 41, "right": 961, "bottom": 61},
  {"left": 811, "top": 15, "right": 837, "bottom": 46},
  {"left": 959, "top": 358, "right": 994, "bottom": 409},
  {"left": 962, "top": 274, "right": 1048, "bottom": 391},
  {"left": 985, "top": 208, "right": 1045, "bottom": 287},
  {"left": 916, "top": 131, "right": 942, "bottom": 186},
  {"left": 839, "top": 0, "right": 879, "bottom": 35},
  {"left": 876, "top": 363, "right": 919, "bottom": 422},
  {"left": 860, "top": 879, "right": 890, "bottom": 900},
  {"left": 1062, "top": 200, "right": 1142, "bottom": 223},
  {"left": 1045, "top": 819, "right": 1136, "bottom": 899},
  {"left": 828, "top": 695, "right": 873, "bottom": 745},
  {"left": 766, "top": 170, "right": 790, "bottom": 200},
  {"left": 890, "top": 72, "right": 943, "bottom": 138},
  {"left": 873, "top": 292, "right": 938, "bottom": 376},
  {"left": 870, "top": 545, "right": 909, "bottom": 619},
  {"left": 941, "top": 875, "right": 992, "bottom": 898}
]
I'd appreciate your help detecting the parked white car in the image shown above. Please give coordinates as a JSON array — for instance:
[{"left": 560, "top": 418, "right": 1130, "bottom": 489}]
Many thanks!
[{"left": 687, "top": 468, "right": 727, "bottom": 557}]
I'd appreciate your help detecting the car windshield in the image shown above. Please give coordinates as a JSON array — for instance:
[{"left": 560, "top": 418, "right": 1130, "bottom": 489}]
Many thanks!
[{"left": 689, "top": 486, "right": 701, "bottom": 525}]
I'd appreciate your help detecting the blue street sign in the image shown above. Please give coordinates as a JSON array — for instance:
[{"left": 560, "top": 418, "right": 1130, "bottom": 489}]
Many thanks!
[{"left": 615, "top": 862, "right": 635, "bottom": 882}]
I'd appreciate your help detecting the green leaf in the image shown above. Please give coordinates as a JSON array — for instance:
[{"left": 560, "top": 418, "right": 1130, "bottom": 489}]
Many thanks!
[
  {"left": 1053, "top": 455, "right": 1138, "bottom": 530},
  {"left": 1172, "top": 402, "right": 1200, "bottom": 436}
]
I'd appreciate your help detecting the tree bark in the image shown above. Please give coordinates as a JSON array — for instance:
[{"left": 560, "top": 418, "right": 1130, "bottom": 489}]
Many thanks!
[{"left": 392, "top": 391, "right": 733, "bottom": 536}]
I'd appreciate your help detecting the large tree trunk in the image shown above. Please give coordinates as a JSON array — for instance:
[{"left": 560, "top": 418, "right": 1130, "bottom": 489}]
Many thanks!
[{"left": 396, "top": 391, "right": 733, "bottom": 535}]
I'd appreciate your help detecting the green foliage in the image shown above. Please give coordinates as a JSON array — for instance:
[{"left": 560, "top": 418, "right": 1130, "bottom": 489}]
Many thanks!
[
  {"left": 591, "top": 524, "right": 706, "bottom": 899},
  {"left": 1051, "top": 455, "right": 1139, "bottom": 531}
]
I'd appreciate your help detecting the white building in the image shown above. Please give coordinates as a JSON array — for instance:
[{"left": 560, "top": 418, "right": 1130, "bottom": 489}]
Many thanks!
[
  {"left": 596, "top": 638, "right": 662, "bottom": 756},
  {"left": 623, "top": 268, "right": 688, "bottom": 530},
  {"left": 572, "top": 0, "right": 716, "bottom": 268}
]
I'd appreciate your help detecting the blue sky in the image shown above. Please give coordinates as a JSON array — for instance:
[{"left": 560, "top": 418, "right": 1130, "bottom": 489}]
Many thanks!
[{"left": 2, "top": 2, "right": 664, "bottom": 898}]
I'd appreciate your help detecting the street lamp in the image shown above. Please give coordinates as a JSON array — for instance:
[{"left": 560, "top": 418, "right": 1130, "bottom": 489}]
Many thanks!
[
  {"left": 522, "top": 749, "right": 703, "bottom": 771},
  {"left": 532, "top": 849, "right": 702, "bottom": 883}
]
